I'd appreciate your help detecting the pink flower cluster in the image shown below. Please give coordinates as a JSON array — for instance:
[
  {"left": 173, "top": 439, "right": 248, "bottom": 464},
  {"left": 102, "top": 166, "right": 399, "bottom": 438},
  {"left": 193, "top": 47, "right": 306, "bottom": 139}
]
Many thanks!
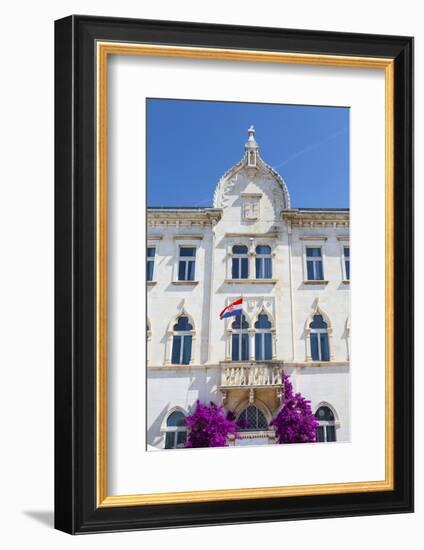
[
  {"left": 271, "top": 372, "right": 319, "bottom": 444},
  {"left": 184, "top": 401, "right": 238, "bottom": 448}
]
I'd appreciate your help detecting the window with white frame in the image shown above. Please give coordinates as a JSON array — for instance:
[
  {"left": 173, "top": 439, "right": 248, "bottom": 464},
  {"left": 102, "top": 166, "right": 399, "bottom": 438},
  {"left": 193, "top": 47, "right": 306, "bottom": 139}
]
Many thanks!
[
  {"left": 255, "top": 245, "right": 272, "bottom": 279},
  {"left": 178, "top": 247, "right": 196, "bottom": 281},
  {"left": 232, "top": 245, "right": 249, "bottom": 279},
  {"left": 237, "top": 405, "right": 268, "bottom": 431},
  {"left": 164, "top": 410, "right": 187, "bottom": 449},
  {"left": 343, "top": 246, "right": 350, "bottom": 280},
  {"left": 171, "top": 316, "right": 193, "bottom": 365},
  {"left": 306, "top": 247, "right": 324, "bottom": 280},
  {"left": 309, "top": 314, "right": 330, "bottom": 361},
  {"left": 315, "top": 405, "right": 336, "bottom": 442},
  {"left": 147, "top": 246, "right": 155, "bottom": 281},
  {"left": 254, "top": 313, "right": 272, "bottom": 360},
  {"left": 231, "top": 314, "right": 249, "bottom": 361}
]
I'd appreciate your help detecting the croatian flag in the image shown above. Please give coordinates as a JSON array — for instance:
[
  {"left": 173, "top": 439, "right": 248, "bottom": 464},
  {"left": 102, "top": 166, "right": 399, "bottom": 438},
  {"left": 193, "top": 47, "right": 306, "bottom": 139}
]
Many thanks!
[{"left": 220, "top": 297, "right": 243, "bottom": 320}]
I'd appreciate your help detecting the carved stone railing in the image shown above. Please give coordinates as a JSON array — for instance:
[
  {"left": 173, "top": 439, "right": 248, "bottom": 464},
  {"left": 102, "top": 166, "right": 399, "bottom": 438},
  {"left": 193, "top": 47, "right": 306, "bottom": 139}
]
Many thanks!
[{"left": 220, "top": 362, "right": 283, "bottom": 389}]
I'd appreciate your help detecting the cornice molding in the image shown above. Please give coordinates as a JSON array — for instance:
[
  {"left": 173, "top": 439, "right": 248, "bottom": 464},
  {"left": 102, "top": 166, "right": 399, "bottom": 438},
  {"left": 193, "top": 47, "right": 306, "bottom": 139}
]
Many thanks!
[{"left": 282, "top": 209, "right": 350, "bottom": 228}]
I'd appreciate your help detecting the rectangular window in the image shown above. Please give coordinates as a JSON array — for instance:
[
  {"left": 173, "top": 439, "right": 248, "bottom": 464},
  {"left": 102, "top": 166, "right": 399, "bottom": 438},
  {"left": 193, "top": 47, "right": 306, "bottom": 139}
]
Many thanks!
[
  {"left": 171, "top": 334, "right": 192, "bottom": 365},
  {"left": 232, "top": 257, "right": 248, "bottom": 279},
  {"left": 310, "top": 332, "right": 330, "bottom": 361},
  {"left": 255, "top": 245, "right": 272, "bottom": 279},
  {"left": 147, "top": 247, "right": 155, "bottom": 281},
  {"left": 178, "top": 247, "right": 196, "bottom": 281},
  {"left": 343, "top": 246, "right": 350, "bottom": 280},
  {"left": 232, "top": 333, "right": 249, "bottom": 361},
  {"left": 255, "top": 333, "right": 272, "bottom": 360},
  {"left": 306, "top": 247, "right": 324, "bottom": 280}
]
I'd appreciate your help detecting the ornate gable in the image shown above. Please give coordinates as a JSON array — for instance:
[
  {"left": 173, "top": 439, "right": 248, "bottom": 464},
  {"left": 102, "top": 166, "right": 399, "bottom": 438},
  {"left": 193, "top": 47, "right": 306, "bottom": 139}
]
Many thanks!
[{"left": 212, "top": 127, "right": 291, "bottom": 218}]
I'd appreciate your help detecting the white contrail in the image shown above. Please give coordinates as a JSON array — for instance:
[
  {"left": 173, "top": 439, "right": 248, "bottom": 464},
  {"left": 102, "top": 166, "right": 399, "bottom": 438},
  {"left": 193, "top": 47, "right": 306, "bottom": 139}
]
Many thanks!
[{"left": 272, "top": 128, "right": 348, "bottom": 169}]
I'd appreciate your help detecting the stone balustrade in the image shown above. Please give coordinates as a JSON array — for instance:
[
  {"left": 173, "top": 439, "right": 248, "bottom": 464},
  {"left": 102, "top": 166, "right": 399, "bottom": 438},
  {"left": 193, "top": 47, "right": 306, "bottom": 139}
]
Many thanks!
[{"left": 220, "top": 363, "right": 283, "bottom": 388}]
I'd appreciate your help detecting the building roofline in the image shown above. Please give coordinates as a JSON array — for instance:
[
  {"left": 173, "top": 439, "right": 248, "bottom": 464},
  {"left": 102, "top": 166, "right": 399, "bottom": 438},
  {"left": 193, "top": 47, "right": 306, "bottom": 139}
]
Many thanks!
[{"left": 147, "top": 206, "right": 349, "bottom": 212}]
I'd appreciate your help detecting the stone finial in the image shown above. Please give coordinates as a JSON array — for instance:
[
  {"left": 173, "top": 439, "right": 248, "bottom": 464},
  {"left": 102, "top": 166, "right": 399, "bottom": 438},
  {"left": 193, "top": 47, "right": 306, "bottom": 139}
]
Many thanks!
[{"left": 245, "top": 125, "right": 259, "bottom": 150}]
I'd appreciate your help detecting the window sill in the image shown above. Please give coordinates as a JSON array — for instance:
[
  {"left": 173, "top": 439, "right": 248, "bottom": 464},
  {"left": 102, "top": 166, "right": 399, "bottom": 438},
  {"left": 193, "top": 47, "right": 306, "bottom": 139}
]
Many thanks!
[
  {"left": 341, "top": 279, "right": 350, "bottom": 285},
  {"left": 147, "top": 281, "right": 157, "bottom": 286},
  {"left": 171, "top": 280, "right": 199, "bottom": 286},
  {"left": 224, "top": 278, "right": 277, "bottom": 285},
  {"left": 303, "top": 280, "right": 329, "bottom": 285}
]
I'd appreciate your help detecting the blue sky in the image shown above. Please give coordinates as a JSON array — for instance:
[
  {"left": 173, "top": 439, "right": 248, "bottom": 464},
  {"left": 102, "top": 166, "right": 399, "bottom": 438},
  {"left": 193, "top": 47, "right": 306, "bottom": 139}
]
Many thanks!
[{"left": 147, "top": 99, "right": 349, "bottom": 208}]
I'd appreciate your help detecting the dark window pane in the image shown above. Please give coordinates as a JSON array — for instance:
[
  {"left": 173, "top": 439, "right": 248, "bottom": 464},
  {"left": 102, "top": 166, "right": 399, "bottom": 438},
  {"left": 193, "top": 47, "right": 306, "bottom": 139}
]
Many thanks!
[
  {"left": 241, "top": 333, "right": 249, "bottom": 360},
  {"left": 171, "top": 336, "right": 181, "bottom": 364},
  {"left": 264, "top": 333, "right": 272, "bottom": 359},
  {"left": 174, "top": 316, "right": 193, "bottom": 331},
  {"left": 232, "top": 314, "right": 248, "bottom": 330},
  {"left": 180, "top": 247, "right": 196, "bottom": 257},
  {"left": 255, "top": 333, "right": 262, "bottom": 360},
  {"left": 310, "top": 315, "right": 327, "bottom": 329},
  {"left": 316, "top": 426, "right": 325, "bottom": 442},
  {"left": 344, "top": 246, "right": 350, "bottom": 258},
  {"left": 232, "top": 334, "right": 239, "bottom": 361},
  {"left": 306, "top": 247, "right": 321, "bottom": 258},
  {"left": 232, "top": 258, "right": 239, "bottom": 279},
  {"left": 256, "top": 245, "right": 271, "bottom": 254},
  {"left": 176, "top": 431, "right": 187, "bottom": 446},
  {"left": 233, "top": 245, "right": 248, "bottom": 254},
  {"left": 147, "top": 261, "right": 154, "bottom": 281},
  {"left": 264, "top": 258, "right": 272, "bottom": 278},
  {"left": 165, "top": 432, "right": 175, "bottom": 449},
  {"left": 310, "top": 333, "right": 319, "bottom": 360},
  {"left": 178, "top": 261, "right": 185, "bottom": 281},
  {"left": 187, "top": 260, "right": 195, "bottom": 281},
  {"left": 255, "top": 314, "right": 271, "bottom": 329},
  {"left": 315, "top": 406, "right": 335, "bottom": 421},
  {"left": 255, "top": 258, "right": 263, "bottom": 278},
  {"left": 182, "top": 336, "right": 192, "bottom": 364},
  {"left": 147, "top": 247, "right": 155, "bottom": 258},
  {"left": 167, "top": 411, "right": 186, "bottom": 427},
  {"left": 306, "top": 261, "right": 314, "bottom": 280},
  {"left": 326, "top": 425, "right": 336, "bottom": 442},
  {"left": 316, "top": 261, "right": 324, "bottom": 280},
  {"left": 320, "top": 333, "right": 330, "bottom": 361},
  {"left": 241, "top": 258, "right": 248, "bottom": 278},
  {"left": 345, "top": 260, "right": 350, "bottom": 280}
]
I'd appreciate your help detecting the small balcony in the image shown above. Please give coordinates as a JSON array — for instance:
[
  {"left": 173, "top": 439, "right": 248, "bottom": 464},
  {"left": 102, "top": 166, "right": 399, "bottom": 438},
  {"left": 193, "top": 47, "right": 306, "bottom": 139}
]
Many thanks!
[{"left": 220, "top": 361, "right": 283, "bottom": 389}]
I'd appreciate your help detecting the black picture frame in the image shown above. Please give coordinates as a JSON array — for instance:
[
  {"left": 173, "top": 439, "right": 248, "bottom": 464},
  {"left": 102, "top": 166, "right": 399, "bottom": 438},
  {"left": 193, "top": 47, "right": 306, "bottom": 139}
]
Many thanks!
[{"left": 55, "top": 15, "right": 413, "bottom": 534}]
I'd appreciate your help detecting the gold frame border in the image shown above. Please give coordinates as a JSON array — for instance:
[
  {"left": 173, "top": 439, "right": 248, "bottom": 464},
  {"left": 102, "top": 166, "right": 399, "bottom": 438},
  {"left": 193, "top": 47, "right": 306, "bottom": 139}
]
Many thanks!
[{"left": 96, "top": 42, "right": 394, "bottom": 508}]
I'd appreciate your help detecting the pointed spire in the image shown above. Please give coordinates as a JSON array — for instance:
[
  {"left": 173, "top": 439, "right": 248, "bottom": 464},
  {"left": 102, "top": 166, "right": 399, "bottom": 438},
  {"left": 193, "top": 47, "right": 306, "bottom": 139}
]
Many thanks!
[{"left": 245, "top": 125, "right": 259, "bottom": 150}]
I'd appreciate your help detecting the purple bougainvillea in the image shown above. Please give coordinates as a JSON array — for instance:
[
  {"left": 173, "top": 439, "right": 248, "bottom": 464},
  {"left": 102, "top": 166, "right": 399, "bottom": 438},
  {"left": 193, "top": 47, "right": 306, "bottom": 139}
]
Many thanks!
[
  {"left": 271, "top": 372, "right": 318, "bottom": 444},
  {"left": 184, "top": 401, "right": 238, "bottom": 448}
]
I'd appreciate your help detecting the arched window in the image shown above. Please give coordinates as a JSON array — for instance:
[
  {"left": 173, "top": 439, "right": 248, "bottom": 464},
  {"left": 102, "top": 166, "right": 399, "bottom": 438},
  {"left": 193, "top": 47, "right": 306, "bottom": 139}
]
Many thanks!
[
  {"left": 171, "top": 316, "right": 193, "bottom": 365},
  {"left": 255, "top": 245, "right": 272, "bottom": 279},
  {"left": 232, "top": 245, "right": 249, "bottom": 279},
  {"left": 309, "top": 314, "right": 330, "bottom": 361},
  {"left": 231, "top": 314, "right": 249, "bottom": 361},
  {"left": 237, "top": 405, "right": 268, "bottom": 431},
  {"left": 164, "top": 410, "right": 187, "bottom": 449},
  {"left": 315, "top": 405, "right": 336, "bottom": 442},
  {"left": 254, "top": 313, "right": 272, "bottom": 360},
  {"left": 248, "top": 150, "right": 257, "bottom": 167}
]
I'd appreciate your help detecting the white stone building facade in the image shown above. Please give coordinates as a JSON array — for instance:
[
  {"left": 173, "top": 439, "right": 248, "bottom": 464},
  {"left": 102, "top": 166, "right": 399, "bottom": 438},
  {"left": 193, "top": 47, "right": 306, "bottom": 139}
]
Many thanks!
[{"left": 147, "top": 127, "right": 350, "bottom": 449}]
